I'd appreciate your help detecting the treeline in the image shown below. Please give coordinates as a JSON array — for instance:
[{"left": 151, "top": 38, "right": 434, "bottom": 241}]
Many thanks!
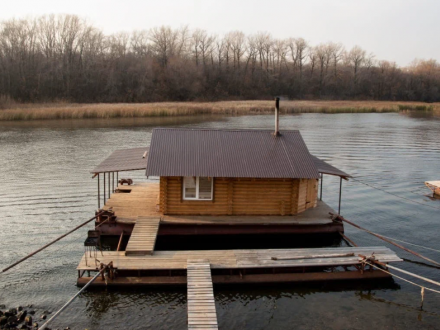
[{"left": 0, "top": 14, "right": 439, "bottom": 103}]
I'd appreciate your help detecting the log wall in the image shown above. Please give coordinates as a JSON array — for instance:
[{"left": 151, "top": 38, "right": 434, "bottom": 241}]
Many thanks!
[{"left": 159, "top": 177, "right": 318, "bottom": 216}]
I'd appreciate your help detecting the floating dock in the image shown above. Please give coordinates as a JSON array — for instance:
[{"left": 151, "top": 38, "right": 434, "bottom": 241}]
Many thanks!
[
  {"left": 77, "top": 246, "right": 401, "bottom": 330},
  {"left": 77, "top": 246, "right": 402, "bottom": 286},
  {"left": 425, "top": 181, "right": 440, "bottom": 196}
]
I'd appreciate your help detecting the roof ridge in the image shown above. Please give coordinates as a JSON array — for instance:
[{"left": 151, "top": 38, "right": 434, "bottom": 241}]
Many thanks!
[{"left": 152, "top": 127, "right": 301, "bottom": 132}]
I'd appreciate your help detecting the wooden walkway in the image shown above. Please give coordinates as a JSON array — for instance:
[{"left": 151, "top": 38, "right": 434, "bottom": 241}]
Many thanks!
[
  {"left": 187, "top": 260, "right": 218, "bottom": 330},
  {"left": 78, "top": 246, "right": 402, "bottom": 271},
  {"left": 125, "top": 216, "right": 160, "bottom": 255}
]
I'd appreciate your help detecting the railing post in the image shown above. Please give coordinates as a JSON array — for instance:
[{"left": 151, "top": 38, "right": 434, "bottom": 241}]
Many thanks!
[
  {"left": 108, "top": 172, "right": 110, "bottom": 199},
  {"left": 104, "top": 173, "right": 106, "bottom": 204},
  {"left": 98, "top": 173, "right": 101, "bottom": 209},
  {"left": 338, "top": 176, "right": 342, "bottom": 214},
  {"left": 320, "top": 173, "right": 323, "bottom": 201}
]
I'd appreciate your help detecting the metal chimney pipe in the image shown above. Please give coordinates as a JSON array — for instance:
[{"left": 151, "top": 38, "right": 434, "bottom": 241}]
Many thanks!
[{"left": 274, "top": 97, "right": 280, "bottom": 136}]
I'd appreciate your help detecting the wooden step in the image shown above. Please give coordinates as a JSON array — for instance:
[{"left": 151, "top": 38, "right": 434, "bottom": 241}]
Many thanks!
[{"left": 125, "top": 217, "right": 160, "bottom": 256}]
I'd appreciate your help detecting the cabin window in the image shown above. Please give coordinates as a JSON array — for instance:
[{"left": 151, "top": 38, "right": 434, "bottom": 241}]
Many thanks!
[{"left": 183, "top": 177, "right": 213, "bottom": 200}]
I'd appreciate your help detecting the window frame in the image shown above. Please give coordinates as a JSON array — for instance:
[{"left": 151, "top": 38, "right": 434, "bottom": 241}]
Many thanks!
[{"left": 182, "top": 176, "right": 214, "bottom": 201}]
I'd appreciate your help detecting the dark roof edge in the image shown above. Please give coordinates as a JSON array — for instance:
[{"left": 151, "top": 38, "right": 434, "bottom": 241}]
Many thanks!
[{"left": 311, "top": 155, "right": 351, "bottom": 179}]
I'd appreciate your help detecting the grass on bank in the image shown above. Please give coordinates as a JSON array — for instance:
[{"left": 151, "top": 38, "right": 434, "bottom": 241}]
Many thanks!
[{"left": 0, "top": 100, "right": 439, "bottom": 121}]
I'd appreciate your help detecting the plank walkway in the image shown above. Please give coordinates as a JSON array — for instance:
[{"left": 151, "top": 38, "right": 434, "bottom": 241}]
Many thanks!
[
  {"left": 187, "top": 260, "right": 218, "bottom": 330},
  {"left": 78, "top": 246, "right": 402, "bottom": 271},
  {"left": 125, "top": 216, "right": 160, "bottom": 255}
]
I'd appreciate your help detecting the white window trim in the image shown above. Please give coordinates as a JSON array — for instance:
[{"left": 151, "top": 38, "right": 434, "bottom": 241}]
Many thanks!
[{"left": 182, "top": 177, "right": 214, "bottom": 201}]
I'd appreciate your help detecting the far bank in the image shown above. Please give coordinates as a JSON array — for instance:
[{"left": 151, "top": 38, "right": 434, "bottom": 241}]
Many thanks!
[{"left": 0, "top": 100, "right": 438, "bottom": 121}]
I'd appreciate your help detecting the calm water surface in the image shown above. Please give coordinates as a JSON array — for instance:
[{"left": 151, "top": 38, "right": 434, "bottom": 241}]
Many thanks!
[{"left": 0, "top": 113, "right": 440, "bottom": 329}]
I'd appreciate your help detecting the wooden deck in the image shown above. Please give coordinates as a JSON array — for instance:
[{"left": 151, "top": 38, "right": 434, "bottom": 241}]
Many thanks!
[
  {"left": 187, "top": 260, "right": 218, "bottom": 330},
  {"left": 104, "top": 182, "right": 337, "bottom": 226},
  {"left": 125, "top": 217, "right": 160, "bottom": 255},
  {"left": 77, "top": 246, "right": 402, "bottom": 271},
  {"left": 103, "top": 183, "right": 160, "bottom": 219}
]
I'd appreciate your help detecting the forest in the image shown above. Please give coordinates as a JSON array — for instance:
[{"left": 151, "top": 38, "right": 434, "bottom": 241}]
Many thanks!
[{"left": 0, "top": 14, "right": 439, "bottom": 104}]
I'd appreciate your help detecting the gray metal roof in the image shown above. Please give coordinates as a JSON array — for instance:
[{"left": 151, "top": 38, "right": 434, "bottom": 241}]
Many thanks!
[
  {"left": 92, "top": 147, "right": 149, "bottom": 174},
  {"left": 146, "top": 128, "right": 320, "bottom": 179},
  {"left": 311, "top": 155, "right": 351, "bottom": 179}
]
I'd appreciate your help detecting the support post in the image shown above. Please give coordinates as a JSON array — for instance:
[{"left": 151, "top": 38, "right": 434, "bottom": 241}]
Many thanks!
[
  {"left": 338, "top": 176, "right": 342, "bottom": 215},
  {"left": 112, "top": 172, "right": 114, "bottom": 193},
  {"left": 103, "top": 173, "right": 106, "bottom": 204},
  {"left": 98, "top": 174, "right": 100, "bottom": 209},
  {"left": 117, "top": 231, "right": 124, "bottom": 252},
  {"left": 108, "top": 172, "right": 110, "bottom": 199},
  {"left": 320, "top": 173, "right": 323, "bottom": 201}
]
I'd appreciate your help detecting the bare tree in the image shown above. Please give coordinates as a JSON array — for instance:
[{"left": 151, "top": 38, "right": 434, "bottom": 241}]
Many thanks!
[
  {"left": 346, "top": 45, "right": 366, "bottom": 93},
  {"left": 0, "top": 15, "right": 439, "bottom": 103},
  {"left": 149, "top": 26, "right": 178, "bottom": 68}
]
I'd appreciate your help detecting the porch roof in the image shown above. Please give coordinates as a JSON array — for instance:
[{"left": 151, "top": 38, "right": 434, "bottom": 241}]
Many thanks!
[{"left": 91, "top": 147, "right": 149, "bottom": 174}]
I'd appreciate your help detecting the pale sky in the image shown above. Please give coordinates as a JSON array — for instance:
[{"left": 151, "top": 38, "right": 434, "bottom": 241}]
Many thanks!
[{"left": 1, "top": 0, "right": 439, "bottom": 66}]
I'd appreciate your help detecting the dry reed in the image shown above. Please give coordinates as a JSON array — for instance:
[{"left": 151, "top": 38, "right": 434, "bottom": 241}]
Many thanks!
[{"left": 0, "top": 100, "right": 438, "bottom": 121}]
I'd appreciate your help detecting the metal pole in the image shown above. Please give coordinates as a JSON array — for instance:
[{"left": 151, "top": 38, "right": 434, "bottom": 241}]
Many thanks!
[
  {"left": 2, "top": 212, "right": 104, "bottom": 273},
  {"left": 338, "top": 176, "right": 342, "bottom": 214},
  {"left": 104, "top": 173, "right": 106, "bottom": 204},
  {"left": 98, "top": 174, "right": 100, "bottom": 209},
  {"left": 117, "top": 172, "right": 119, "bottom": 185},
  {"left": 112, "top": 172, "right": 114, "bottom": 193},
  {"left": 38, "top": 266, "right": 107, "bottom": 330},
  {"left": 320, "top": 173, "right": 323, "bottom": 201},
  {"left": 108, "top": 172, "right": 110, "bottom": 198}
]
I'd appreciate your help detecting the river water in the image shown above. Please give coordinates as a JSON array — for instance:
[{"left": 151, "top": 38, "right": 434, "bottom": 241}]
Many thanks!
[{"left": 0, "top": 112, "right": 440, "bottom": 329}]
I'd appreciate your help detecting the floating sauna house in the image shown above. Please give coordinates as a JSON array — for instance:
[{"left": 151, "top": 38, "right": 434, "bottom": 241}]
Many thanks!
[
  {"left": 77, "top": 102, "right": 401, "bottom": 295},
  {"left": 89, "top": 128, "right": 351, "bottom": 238}
]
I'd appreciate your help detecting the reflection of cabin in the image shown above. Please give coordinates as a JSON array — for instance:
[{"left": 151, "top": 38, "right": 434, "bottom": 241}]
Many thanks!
[{"left": 146, "top": 129, "right": 320, "bottom": 216}]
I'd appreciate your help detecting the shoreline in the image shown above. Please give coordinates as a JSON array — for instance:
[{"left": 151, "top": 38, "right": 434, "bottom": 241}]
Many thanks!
[{"left": 0, "top": 100, "right": 438, "bottom": 121}]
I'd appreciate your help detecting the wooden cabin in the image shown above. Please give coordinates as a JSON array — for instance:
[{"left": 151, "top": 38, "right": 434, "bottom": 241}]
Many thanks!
[
  {"left": 90, "top": 123, "right": 351, "bottom": 237},
  {"left": 146, "top": 128, "right": 320, "bottom": 216}
]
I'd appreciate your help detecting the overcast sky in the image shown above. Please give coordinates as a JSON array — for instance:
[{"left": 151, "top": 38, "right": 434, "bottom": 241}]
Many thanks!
[{"left": 1, "top": 0, "right": 438, "bottom": 66}]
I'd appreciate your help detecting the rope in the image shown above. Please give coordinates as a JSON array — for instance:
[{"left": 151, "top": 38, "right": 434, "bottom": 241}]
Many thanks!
[
  {"left": 335, "top": 215, "right": 440, "bottom": 267},
  {"left": 377, "top": 234, "right": 440, "bottom": 254},
  {"left": 351, "top": 177, "right": 440, "bottom": 211},
  {"left": 363, "top": 261, "right": 440, "bottom": 295}
]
